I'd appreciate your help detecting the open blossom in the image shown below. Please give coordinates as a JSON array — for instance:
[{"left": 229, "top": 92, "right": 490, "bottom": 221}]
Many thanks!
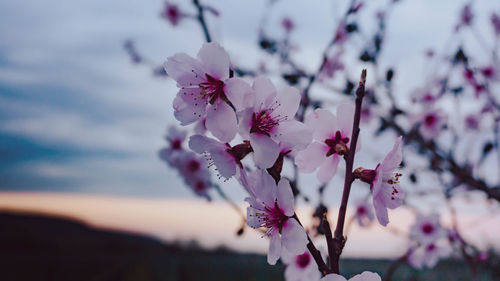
[
  {"left": 245, "top": 171, "right": 308, "bottom": 265},
  {"left": 177, "top": 151, "right": 213, "bottom": 200},
  {"left": 407, "top": 241, "right": 452, "bottom": 269},
  {"left": 282, "top": 249, "right": 321, "bottom": 281},
  {"left": 295, "top": 104, "right": 355, "bottom": 183},
  {"left": 158, "top": 126, "right": 187, "bottom": 165},
  {"left": 414, "top": 108, "right": 447, "bottom": 140},
  {"left": 165, "top": 42, "right": 253, "bottom": 142},
  {"left": 320, "top": 271, "right": 381, "bottom": 281},
  {"left": 239, "top": 77, "right": 311, "bottom": 168},
  {"left": 353, "top": 198, "right": 375, "bottom": 227},
  {"left": 410, "top": 213, "right": 446, "bottom": 244},
  {"left": 189, "top": 134, "right": 252, "bottom": 180},
  {"left": 354, "top": 136, "right": 404, "bottom": 226}
]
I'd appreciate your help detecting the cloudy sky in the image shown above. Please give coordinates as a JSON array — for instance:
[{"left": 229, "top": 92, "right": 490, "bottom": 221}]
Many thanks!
[
  {"left": 0, "top": 0, "right": 498, "bottom": 200},
  {"left": 1, "top": 0, "right": 500, "bottom": 257}
]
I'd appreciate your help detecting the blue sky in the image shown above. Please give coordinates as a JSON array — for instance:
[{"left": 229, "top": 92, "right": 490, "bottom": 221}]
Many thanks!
[{"left": 0, "top": 0, "right": 498, "bottom": 199}]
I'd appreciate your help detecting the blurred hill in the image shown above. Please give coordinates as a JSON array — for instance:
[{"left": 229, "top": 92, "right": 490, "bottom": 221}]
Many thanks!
[{"left": 0, "top": 211, "right": 496, "bottom": 281}]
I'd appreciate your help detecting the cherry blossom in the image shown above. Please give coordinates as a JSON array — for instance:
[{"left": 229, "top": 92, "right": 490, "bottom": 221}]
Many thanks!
[
  {"left": 321, "top": 50, "right": 345, "bottom": 80},
  {"left": 407, "top": 241, "right": 452, "bottom": 269},
  {"left": 295, "top": 104, "right": 355, "bottom": 183},
  {"left": 480, "top": 65, "right": 497, "bottom": 80},
  {"left": 178, "top": 151, "right": 213, "bottom": 200},
  {"left": 456, "top": 4, "right": 473, "bottom": 31},
  {"left": 320, "top": 271, "right": 381, "bottom": 281},
  {"left": 282, "top": 17, "right": 295, "bottom": 33},
  {"left": 354, "top": 136, "right": 404, "bottom": 226},
  {"left": 239, "top": 76, "right": 311, "bottom": 168},
  {"left": 410, "top": 88, "right": 436, "bottom": 104},
  {"left": 158, "top": 126, "right": 187, "bottom": 165},
  {"left": 414, "top": 108, "right": 447, "bottom": 140},
  {"left": 464, "top": 114, "right": 480, "bottom": 130},
  {"left": 492, "top": 13, "right": 500, "bottom": 36},
  {"left": 353, "top": 198, "right": 374, "bottom": 227},
  {"left": 161, "top": 2, "right": 184, "bottom": 26},
  {"left": 165, "top": 42, "right": 253, "bottom": 142},
  {"left": 282, "top": 249, "right": 321, "bottom": 281},
  {"left": 409, "top": 213, "right": 446, "bottom": 244},
  {"left": 245, "top": 171, "right": 308, "bottom": 265},
  {"left": 189, "top": 134, "right": 252, "bottom": 180}
]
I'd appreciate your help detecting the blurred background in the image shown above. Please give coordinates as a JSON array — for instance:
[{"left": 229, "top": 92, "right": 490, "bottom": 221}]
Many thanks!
[{"left": 1, "top": 0, "right": 500, "bottom": 280}]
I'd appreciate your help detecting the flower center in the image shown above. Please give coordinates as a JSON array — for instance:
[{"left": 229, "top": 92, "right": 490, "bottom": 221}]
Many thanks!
[
  {"left": 426, "top": 243, "right": 436, "bottom": 252},
  {"left": 421, "top": 223, "right": 435, "bottom": 235},
  {"left": 258, "top": 202, "right": 288, "bottom": 233},
  {"left": 295, "top": 252, "right": 311, "bottom": 269},
  {"left": 424, "top": 114, "right": 437, "bottom": 127},
  {"left": 357, "top": 206, "right": 366, "bottom": 215},
  {"left": 250, "top": 110, "right": 279, "bottom": 136},
  {"left": 324, "top": 131, "right": 350, "bottom": 156},
  {"left": 199, "top": 74, "right": 226, "bottom": 104},
  {"left": 167, "top": 6, "right": 179, "bottom": 19},
  {"left": 187, "top": 160, "right": 200, "bottom": 173},
  {"left": 194, "top": 181, "right": 206, "bottom": 192},
  {"left": 171, "top": 139, "right": 182, "bottom": 150}
]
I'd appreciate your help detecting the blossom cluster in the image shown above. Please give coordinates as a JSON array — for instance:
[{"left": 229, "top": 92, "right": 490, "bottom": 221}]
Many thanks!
[
  {"left": 159, "top": 126, "right": 213, "bottom": 199},
  {"left": 161, "top": 42, "right": 403, "bottom": 281},
  {"left": 407, "top": 213, "right": 452, "bottom": 269}
]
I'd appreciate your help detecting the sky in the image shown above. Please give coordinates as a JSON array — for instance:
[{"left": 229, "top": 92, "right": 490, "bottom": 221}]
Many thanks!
[
  {"left": 0, "top": 0, "right": 500, "bottom": 256},
  {"left": 1, "top": 0, "right": 498, "bottom": 198}
]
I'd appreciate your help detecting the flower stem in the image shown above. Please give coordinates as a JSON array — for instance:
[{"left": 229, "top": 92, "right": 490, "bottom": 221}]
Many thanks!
[
  {"left": 192, "top": 0, "right": 212, "bottom": 43},
  {"left": 293, "top": 214, "right": 329, "bottom": 275},
  {"left": 330, "top": 69, "right": 366, "bottom": 274}
]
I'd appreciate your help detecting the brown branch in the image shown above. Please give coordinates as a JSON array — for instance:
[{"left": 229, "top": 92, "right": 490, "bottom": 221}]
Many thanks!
[
  {"left": 381, "top": 115, "right": 500, "bottom": 202},
  {"left": 330, "top": 69, "right": 367, "bottom": 274}
]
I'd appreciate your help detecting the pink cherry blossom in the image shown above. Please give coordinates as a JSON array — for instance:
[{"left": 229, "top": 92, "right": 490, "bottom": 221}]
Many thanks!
[
  {"left": 189, "top": 134, "right": 253, "bottom": 180},
  {"left": 321, "top": 50, "right": 345, "bottom": 79},
  {"left": 245, "top": 171, "right": 308, "bottom": 265},
  {"left": 282, "top": 249, "right": 321, "bottom": 281},
  {"left": 481, "top": 65, "right": 497, "bottom": 80},
  {"left": 464, "top": 114, "right": 480, "bottom": 130},
  {"left": 320, "top": 271, "right": 381, "bottom": 281},
  {"left": 161, "top": 3, "right": 184, "bottom": 26},
  {"left": 295, "top": 104, "right": 355, "bottom": 183},
  {"left": 282, "top": 17, "right": 295, "bottom": 32},
  {"left": 334, "top": 21, "right": 348, "bottom": 44},
  {"left": 410, "top": 213, "right": 446, "bottom": 244},
  {"left": 165, "top": 42, "right": 253, "bottom": 142},
  {"left": 239, "top": 77, "right": 311, "bottom": 168},
  {"left": 407, "top": 241, "right": 452, "bottom": 269},
  {"left": 414, "top": 108, "right": 447, "bottom": 140},
  {"left": 491, "top": 13, "right": 500, "bottom": 36},
  {"left": 410, "top": 88, "right": 436, "bottom": 104},
  {"left": 159, "top": 126, "right": 187, "bottom": 165},
  {"left": 177, "top": 151, "right": 213, "bottom": 200},
  {"left": 455, "top": 4, "right": 473, "bottom": 31},
  {"left": 353, "top": 198, "right": 374, "bottom": 227},
  {"left": 354, "top": 136, "right": 404, "bottom": 226}
]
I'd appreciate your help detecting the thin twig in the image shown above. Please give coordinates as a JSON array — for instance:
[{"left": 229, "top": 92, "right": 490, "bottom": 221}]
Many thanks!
[{"left": 193, "top": 0, "right": 212, "bottom": 43}]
